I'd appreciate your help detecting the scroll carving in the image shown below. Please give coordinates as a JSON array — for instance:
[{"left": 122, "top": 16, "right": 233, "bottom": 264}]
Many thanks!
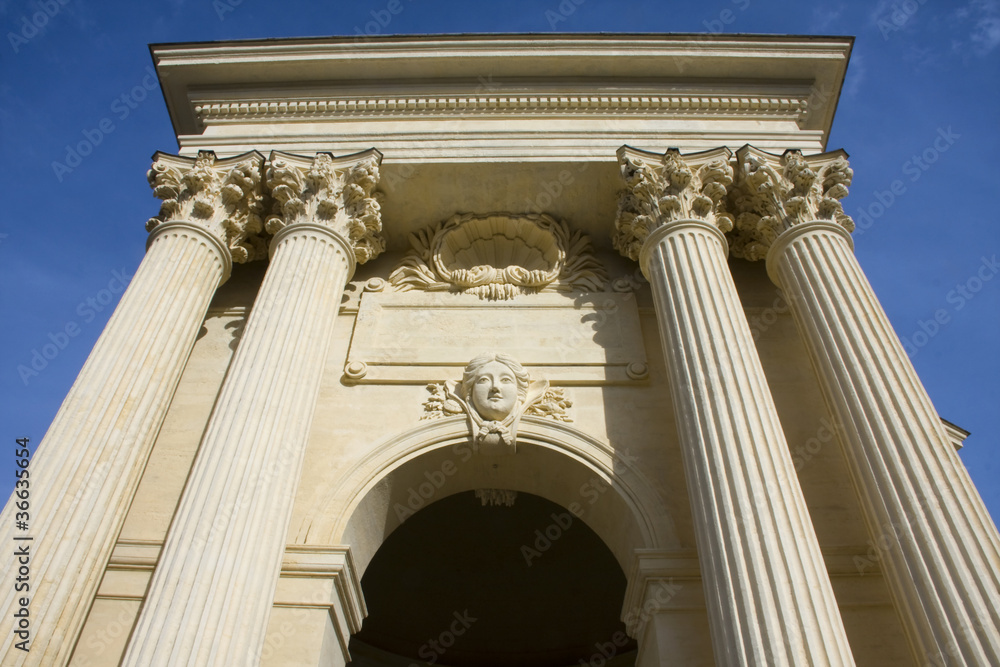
[
  {"left": 389, "top": 213, "right": 606, "bottom": 300},
  {"left": 146, "top": 150, "right": 267, "bottom": 263}
]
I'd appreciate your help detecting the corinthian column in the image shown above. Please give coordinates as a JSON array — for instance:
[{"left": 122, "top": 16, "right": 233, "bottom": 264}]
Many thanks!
[
  {"left": 734, "top": 145, "right": 1000, "bottom": 665},
  {"left": 123, "top": 149, "right": 384, "bottom": 666},
  {"left": 0, "top": 151, "right": 264, "bottom": 665},
  {"left": 614, "top": 146, "right": 855, "bottom": 666}
]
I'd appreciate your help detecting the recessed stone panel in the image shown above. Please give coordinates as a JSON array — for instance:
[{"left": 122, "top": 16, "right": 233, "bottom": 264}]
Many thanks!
[{"left": 345, "top": 291, "right": 647, "bottom": 384}]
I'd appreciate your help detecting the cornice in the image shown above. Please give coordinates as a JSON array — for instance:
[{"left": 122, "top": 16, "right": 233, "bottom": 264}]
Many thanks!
[
  {"left": 151, "top": 33, "right": 853, "bottom": 72},
  {"left": 151, "top": 33, "right": 852, "bottom": 147},
  {"left": 941, "top": 418, "right": 970, "bottom": 450}
]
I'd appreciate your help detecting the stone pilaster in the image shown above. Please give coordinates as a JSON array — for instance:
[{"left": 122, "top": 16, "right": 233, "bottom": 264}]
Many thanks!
[
  {"left": 615, "top": 146, "right": 856, "bottom": 665},
  {"left": 738, "top": 146, "right": 1000, "bottom": 665},
  {"left": 122, "top": 150, "right": 383, "bottom": 666},
  {"left": 0, "top": 151, "right": 264, "bottom": 665}
]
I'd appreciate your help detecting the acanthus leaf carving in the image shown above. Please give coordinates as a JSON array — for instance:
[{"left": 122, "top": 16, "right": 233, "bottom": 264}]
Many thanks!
[
  {"left": 729, "top": 146, "right": 854, "bottom": 261},
  {"left": 264, "top": 150, "right": 385, "bottom": 264},
  {"left": 389, "top": 213, "right": 606, "bottom": 300},
  {"left": 421, "top": 382, "right": 465, "bottom": 420},
  {"left": 613, "top": 146, "right": 735, "bottom": 262},
  {"left": 146, "top": 150, "right": 266, "bottom": 263},
  {"left": 523, "top": 386, "right": 573, "bottom": 422}
]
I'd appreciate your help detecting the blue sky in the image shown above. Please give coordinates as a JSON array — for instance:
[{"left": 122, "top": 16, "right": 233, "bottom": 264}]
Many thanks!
[{"left": 1, "top": 0, "right": 998, "bottom": 525}]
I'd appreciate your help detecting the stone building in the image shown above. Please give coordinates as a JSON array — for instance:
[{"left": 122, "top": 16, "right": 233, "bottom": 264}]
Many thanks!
[{"left": 2, "top": 34, "right": 999, "bottom": 666}]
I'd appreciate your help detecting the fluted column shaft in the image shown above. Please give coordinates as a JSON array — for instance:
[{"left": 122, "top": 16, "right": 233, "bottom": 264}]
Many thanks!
[
  {"left": 122, "top": 222, "right": 355, "bottom": 665},
  {"left": 124, "top": 148, "right": 381, "bottom": 666},
  {"left": 641, "top": 219, "right": 855, "bottom": 666},
  {"left": 767, "top": 221, "right": 1000, "bottom": 665},
  {"left": 0, "top": 222, "right": 229, "bottom": 665}
]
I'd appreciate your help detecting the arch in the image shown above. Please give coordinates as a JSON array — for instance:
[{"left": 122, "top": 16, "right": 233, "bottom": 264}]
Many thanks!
[
  {"left": 351, "top": 490, "right": 639, "bottom": 666},
  {"left": 296, "top": 415, "right": 679, "bottom": 578}
]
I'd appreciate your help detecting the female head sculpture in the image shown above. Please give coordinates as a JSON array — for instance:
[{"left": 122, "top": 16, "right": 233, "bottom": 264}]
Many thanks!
[
  {"left": 459, "top": 353, "right": 530, "bottom": 421},
  {"left": 447, "top": 353, "right": 547, "bottom": 454}
]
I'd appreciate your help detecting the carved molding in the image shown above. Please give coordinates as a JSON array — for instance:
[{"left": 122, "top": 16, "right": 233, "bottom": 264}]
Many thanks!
[
  {"left": 194, "top": 93, "right": 808, "bottom": 124},
  {"left": 730, "top": 146, "right": 854, "bottom": 261},
  {"left": 613, "top": 146, "right": 735, "bottom": 262},
  {"left": 389, "top": 212, "right": 606, "bottom": 300},
  {"left": 264, "top": 149, "right": 385, "bottom": 264},
  {"left": 146, "top": 150, "right": 267, "bottom": 263}
]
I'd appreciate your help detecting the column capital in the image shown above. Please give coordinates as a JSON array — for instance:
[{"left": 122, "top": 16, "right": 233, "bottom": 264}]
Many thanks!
[
  {"left": 731, "top": 145, "right": 854, "bottom": 261},
  {"left": 265, "top": 149, "right": 385, "bottom": 265},
  {"left": 613, "top": 146, "right": 735, "bottom": 262},
  {"left": 145, "top": 150, "right": 267, "bottom": 263}
]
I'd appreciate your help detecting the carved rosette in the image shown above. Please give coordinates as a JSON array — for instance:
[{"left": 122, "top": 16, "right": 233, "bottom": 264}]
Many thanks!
[
  {"left": 389, "top": 213, "right": 607, "bottom": 300},
  {"left": 613, "top": 146, "right": 735, "bottom": 261},
  {"left": 730, "top": 146, "right": 854, "bottom": 261},
  {"left": 264, "top": 149, "right": 385, "bottom": 264},
  {"left": 146, "top": 150, "right": 267, "bottom": 263}
]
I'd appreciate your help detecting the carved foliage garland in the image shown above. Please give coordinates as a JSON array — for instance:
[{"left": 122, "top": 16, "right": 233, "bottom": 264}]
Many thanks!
[
  {"left": 730, "top": 147, "right": 854, "bottom": 261},
  {"left": 389, "top": 213, "right": 606, "bottom": 300},
  {"left": 265, "top": 151, "right": 385, "bottom": 264},
  {"left": 146, "top": 150, "right": 266, "bottom": 263},
  {"left": 613, "top": 147, "right": 735, "bottom": 262}
]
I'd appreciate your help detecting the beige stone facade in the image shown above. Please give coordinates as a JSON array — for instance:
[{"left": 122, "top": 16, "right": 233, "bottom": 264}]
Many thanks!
[{"left": 2, "top": 34, "right": 999, "bottom": 666}]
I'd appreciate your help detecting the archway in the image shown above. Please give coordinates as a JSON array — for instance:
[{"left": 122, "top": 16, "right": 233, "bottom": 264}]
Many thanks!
[
  {"left": 296, "top": 416, "right": 679, "bottom": 576},
  {"left": 290, "top": 416, "right": 681, "bottom": 664},
  {"left": 350, "top": 490, "right": 637, "bottom": 666}
]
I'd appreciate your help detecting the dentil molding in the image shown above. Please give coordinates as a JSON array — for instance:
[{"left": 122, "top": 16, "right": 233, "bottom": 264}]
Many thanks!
[{"left": 193, "top": 93, "right": 808, "bottom": 125}]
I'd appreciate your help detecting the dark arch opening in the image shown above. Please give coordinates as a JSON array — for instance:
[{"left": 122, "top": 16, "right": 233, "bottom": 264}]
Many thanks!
[{"left": 349, "top": 490, "right": 637, "bottom": 666}]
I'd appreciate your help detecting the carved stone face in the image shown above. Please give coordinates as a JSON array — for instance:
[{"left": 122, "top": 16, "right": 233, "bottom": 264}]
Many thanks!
[{"left": 470, "top": 360, "right": 518, "bottom": 421}]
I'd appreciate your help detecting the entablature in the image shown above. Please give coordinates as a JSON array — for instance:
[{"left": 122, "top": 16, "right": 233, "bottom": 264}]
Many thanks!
[{"left": 152, "top": 33, "right": 852, "bottom": 160}]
